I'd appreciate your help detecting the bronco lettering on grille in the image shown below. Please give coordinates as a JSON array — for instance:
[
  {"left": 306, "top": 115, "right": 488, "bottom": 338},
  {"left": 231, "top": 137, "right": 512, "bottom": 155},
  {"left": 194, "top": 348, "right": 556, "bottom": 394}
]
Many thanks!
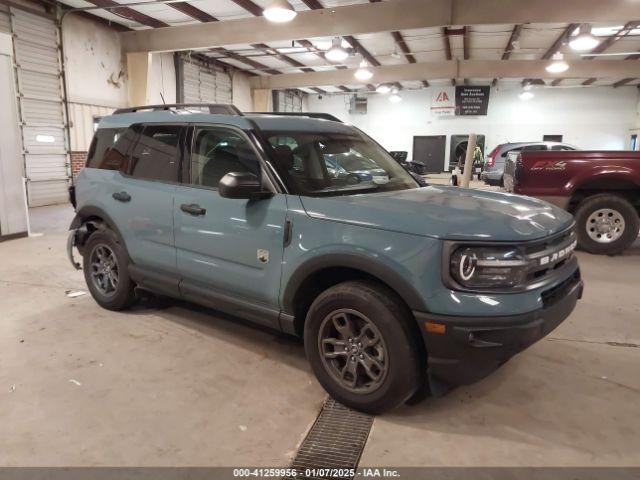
[{"left": 539, "top": 240, "right": 577, "bottom": 266}]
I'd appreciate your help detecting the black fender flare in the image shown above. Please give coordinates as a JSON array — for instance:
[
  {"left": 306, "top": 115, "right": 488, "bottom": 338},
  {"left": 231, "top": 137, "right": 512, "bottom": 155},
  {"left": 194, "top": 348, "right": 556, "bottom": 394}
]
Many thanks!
[
  {"left": 281, "top": 252, "right": 428, "bottom": 315},
  {"left": 70, "top": 206, "right": 125, "bottom": 241}
]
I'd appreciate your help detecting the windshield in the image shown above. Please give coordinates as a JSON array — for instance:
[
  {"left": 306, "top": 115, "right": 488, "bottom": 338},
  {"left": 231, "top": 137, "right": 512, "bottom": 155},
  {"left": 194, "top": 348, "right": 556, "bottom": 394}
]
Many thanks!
[{"left": 264, "top": 130, "right": 418, "bottom": 196}]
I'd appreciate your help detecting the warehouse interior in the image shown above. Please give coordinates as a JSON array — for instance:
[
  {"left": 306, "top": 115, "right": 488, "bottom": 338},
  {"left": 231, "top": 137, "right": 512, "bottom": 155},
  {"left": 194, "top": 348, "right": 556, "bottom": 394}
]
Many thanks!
[{"left": 0, "top": 0, "right": 639, "bottom": 476}]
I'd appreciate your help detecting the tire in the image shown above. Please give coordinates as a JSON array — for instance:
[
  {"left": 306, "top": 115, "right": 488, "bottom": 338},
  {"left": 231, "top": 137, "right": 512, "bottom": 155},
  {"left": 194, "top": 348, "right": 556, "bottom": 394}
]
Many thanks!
[
  {"left": 304, "top": 280, "right": 422, "bottom": 414},
  {"left": 82, "top": 228, "right": 136, "bottom": 311},
  {"left": 574, "top": 193, "right": 639, "bottom": 255}
]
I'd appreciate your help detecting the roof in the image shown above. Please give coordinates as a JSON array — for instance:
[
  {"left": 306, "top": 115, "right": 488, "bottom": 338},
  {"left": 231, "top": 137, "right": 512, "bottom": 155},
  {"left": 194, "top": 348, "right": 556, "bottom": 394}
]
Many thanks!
[{"left": 98, "top": 110, "right": 354, "bottom": 134}]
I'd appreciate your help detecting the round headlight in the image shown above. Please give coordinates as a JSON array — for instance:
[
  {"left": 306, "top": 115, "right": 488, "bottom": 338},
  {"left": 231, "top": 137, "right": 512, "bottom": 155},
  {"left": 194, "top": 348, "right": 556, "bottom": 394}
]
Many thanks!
[{"left": 458, "top": 251, "right": 477, "bottom": 281}]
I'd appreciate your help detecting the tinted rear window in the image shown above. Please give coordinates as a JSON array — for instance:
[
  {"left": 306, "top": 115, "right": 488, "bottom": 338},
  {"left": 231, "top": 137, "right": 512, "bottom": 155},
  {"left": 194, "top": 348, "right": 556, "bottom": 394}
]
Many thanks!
[
  {"left": 129, "top": 125, "right": 181, "bottom": 182},
  {"left": 86, "top": 128, "right": 126, "bottom": 169}
]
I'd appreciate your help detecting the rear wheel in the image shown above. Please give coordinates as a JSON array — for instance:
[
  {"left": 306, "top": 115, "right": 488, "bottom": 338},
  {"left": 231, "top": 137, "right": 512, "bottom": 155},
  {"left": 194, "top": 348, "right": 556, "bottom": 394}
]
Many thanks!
[
  {"left": 304, "top": 281, "right": 422, "bottom": 414},
  {"left": 574, "top": 194, "right": 639, "bottom": 255},
  {"left": 83, "top": 229, "right": 136, "bottom": 310}
]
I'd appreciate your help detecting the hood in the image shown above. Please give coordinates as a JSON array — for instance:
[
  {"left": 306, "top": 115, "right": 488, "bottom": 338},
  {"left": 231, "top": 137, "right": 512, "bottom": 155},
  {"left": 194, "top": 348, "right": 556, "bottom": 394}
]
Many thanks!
[{"left": 299, "top": 186, "right": 574, "bottom": 241}]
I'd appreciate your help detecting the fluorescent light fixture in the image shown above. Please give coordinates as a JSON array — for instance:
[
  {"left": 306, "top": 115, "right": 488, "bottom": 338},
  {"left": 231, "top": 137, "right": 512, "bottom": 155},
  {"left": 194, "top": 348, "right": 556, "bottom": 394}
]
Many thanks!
[
  {"left": 569, "top": 24, "right": 600, "bottom": 52},
  {"left": 376, "top": 84, "right": 391, "bottom": 94},
  {"left": 518, "top": 90, "right": 534, "bottom": 100},
  {"left": 545, "top": 52, "right": 569, "bottom": 73},
  {"left": 325, "top": 37, "right": 349, "bottom": 62},
  {"left": 263, "top": 0, "right": 297, "bottom": 23},
  {"left": 354, "top": 60, "right": 373, "bottom": 81}
]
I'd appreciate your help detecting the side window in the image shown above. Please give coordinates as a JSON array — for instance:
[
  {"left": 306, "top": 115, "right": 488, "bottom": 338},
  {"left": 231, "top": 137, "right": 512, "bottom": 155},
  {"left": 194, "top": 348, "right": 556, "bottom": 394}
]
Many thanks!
[
  {"left": 501, "top": 147, "right": 522, "bottom": 158},
  {"left": 190, "top": 128, "right": 260, "bottom": 188},
  {"left": 522, "top": 144, "right": 547, "bottom": 151},
  {"left": 98, "top": 128, "right": 137, "bottom": 171},
  {"left": 551, "top": 145, "right": 575, "bottom": 151},
  {"left": 86, "top": 128, "right": 126, "bottom": 169},
  {"left": 130, "top": 125, "right": 182, "bottom": 182}
]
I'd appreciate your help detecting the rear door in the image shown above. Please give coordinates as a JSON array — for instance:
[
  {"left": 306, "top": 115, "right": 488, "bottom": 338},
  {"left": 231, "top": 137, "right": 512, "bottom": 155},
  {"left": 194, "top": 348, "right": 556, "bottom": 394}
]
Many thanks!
[
  {"left": 173, "top": 125, "right": 287, "bottom": 328},
  {"left": 116, "top": 124, "right": 184, "bottom": 288}
]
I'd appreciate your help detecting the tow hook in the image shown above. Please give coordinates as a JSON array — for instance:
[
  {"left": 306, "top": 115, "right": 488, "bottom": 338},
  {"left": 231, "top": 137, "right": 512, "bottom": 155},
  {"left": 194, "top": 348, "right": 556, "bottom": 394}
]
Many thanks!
[{"left": 67, "top": 229, "right": 81, "bottom": 270}]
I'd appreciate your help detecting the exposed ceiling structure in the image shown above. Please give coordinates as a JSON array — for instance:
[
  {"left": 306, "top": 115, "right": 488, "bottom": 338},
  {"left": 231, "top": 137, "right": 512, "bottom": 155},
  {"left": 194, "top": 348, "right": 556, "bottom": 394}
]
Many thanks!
[{"left": 58, "top": 0, "right": 640, "bottom": 93}]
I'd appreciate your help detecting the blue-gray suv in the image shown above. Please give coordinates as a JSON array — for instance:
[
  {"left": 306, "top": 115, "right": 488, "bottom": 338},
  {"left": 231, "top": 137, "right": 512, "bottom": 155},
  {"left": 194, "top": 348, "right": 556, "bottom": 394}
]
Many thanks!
[{"left": 68, "top": 104, "right": 583, "bottom": 413}]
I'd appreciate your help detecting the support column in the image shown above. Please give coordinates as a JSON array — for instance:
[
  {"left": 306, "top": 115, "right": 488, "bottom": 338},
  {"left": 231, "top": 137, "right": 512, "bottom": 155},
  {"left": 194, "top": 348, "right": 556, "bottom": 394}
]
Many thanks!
[
  {"left": 252, "top": 88, "right": 273, "bottom": 112},
  {"left": 127, "top": 52, "right": 152, "bottom": 106}
]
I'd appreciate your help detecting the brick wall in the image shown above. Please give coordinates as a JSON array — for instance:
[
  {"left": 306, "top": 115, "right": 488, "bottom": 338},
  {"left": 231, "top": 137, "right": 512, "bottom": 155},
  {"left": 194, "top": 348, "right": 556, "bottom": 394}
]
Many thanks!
[{"left": 71, "top": 151, "right": 87, "bottom": 179}]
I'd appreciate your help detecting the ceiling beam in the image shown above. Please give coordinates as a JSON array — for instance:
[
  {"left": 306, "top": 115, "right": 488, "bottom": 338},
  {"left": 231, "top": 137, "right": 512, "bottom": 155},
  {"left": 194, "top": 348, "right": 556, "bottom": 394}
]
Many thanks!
[
  {"left": 250, "top": 59, "right": 640, "bottom": 89},
  {"left": 85, "top": 0, "right": 169, "bottom": 28},
  {"left": 120, "top": 0, "right": 633, "bottom": 53},
  {"left": 442, "top": 27, "right": 455, "bottom": 86},
  {"left": 492, "top": 24, "right": 522, "bottom": 86},
  {"left": 524, "top": 23, "right": 579, "bottom": 87},
  {"left": 612, "top": 78, "right": 635, "bottom": 87},
  {"left": 581, "top": 21, "right": 640, "bottom": 85}
]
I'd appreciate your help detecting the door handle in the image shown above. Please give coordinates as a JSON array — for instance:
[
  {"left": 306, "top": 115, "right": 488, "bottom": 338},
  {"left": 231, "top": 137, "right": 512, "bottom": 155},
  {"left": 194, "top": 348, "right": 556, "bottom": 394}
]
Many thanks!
[
  {"left": 112, "top": 191, "right": 131, "bottom": 202},
  {"left": 180, "top": 203, "right": 206, "bottom": 216}
]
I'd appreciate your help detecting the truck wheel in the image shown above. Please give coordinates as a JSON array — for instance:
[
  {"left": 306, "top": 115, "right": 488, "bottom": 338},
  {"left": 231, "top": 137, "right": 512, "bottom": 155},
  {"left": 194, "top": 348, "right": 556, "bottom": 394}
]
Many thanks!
[
  {"left": 574, "top": 194, "right": 639, "bottom": 255},
  {"left": 83, "top": 229, "right": 136, "bottom": 311},
  {"left": 304, "top": 281, "right": 422, "bottom": 414}
]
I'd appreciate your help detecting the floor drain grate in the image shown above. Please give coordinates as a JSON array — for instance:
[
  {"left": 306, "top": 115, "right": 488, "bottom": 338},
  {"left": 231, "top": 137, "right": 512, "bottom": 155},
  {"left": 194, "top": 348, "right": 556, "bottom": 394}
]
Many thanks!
[{"left": 286, "top": 398, "right": 374, "bottom": 480}]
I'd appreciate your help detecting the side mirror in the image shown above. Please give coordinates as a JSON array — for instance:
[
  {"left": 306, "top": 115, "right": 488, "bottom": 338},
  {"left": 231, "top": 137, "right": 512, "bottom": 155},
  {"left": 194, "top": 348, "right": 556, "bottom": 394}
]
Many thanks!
[{"left": 219, "top": 172, "right": 271, "bottom": 200}]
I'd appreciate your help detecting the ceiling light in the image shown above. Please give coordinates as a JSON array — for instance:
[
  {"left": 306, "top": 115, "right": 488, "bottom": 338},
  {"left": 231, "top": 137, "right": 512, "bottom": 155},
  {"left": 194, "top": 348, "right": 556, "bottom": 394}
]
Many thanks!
[
  {"left": 354, "top": 60, "right": 373, "bottom": 81},
  {"left": 518, "top": 89, "right": 534, "bottom": 100},
  {"left": 263, "top": 0, "right": 297, "bottom": 23},
  {"left": 545, "top": 52, "right": 569, "bottom": 73},
  {"left": 376, "top": 84, "right": 391, "bottom": 94},
  {"left": 325, "top": 37, "right": 349, "bottom": 62},
  {"left": 569, "top": 24, "right": 600, "bottom": 52}
]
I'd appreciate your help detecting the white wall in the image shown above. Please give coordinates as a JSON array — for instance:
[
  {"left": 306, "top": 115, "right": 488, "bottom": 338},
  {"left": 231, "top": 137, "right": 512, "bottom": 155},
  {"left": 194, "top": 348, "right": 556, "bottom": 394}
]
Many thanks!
[
  {"left": 63, "top": 14, "right": 128, "bottom": 109},
  {"left": 308, "top": 86, "right": 640, "bottom": 168},
  {"left": 63, "top": 14, "right": 178, "bottom": 151},
  {"left": 232, "top": 71, "right": 253, "bottom": 112}
]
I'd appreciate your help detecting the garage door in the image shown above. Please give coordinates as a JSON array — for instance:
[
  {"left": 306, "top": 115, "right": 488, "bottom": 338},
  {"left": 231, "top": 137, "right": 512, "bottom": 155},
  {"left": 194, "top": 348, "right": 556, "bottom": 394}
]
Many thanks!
[
  {"left": 181, "top": 55, "right": 232, "bottom": 105},
  {"left": 277, "top": 90, "right": 304, "bottom": 113},
  {"left": 0, "top": 4, "right": 9, "bottom": 33},
  {"left": 10, "top": 8, "right": 69, "bottom": 206}
]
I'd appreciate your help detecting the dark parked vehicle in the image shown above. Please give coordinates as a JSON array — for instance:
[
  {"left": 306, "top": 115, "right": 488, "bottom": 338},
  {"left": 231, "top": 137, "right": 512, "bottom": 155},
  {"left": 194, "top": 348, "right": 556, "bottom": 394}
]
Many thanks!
[
  {"left": 504, "top": 150, "right": 640, "bottom": 255},
  {"left": 68, "top": 104, "right": 582, "bottom": 413},
  {"left": 482, "top": 142, "right": 577, "bottom": 186}
]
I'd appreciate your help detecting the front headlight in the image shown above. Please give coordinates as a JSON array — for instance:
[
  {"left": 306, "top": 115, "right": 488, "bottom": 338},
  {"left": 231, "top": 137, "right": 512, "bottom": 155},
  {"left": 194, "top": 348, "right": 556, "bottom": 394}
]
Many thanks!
[{"left": 449, "top": 245, "right": 528, "bottom": 290}]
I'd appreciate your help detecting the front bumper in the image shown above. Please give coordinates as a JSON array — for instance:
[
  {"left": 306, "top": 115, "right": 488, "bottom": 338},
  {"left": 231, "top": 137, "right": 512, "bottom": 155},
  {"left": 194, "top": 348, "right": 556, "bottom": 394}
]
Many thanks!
[{"left": 413, "top": 269, "right": 583, "bottom": 395}]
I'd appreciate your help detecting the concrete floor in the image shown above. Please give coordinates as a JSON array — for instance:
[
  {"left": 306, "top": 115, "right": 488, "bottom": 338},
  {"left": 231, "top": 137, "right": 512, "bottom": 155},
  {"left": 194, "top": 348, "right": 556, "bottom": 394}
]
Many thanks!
[{"left": 0, "top": 204, "right": 639, "bottom": 467}]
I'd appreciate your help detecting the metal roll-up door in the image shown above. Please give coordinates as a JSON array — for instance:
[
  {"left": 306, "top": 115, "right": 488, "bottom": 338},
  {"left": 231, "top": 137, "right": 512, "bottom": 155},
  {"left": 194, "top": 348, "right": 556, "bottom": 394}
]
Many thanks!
[
  {"left": 11, "top": 7, "right": 69, "bottom": 206},
  {"left": 0, "top": 4, "right": 10, "bottom": 33},
  {"left": 181, "top": 55, "right": 233, "bottom": 105},
  {"left": 277, "top": 90, "right": 304, "bottom": 113}
]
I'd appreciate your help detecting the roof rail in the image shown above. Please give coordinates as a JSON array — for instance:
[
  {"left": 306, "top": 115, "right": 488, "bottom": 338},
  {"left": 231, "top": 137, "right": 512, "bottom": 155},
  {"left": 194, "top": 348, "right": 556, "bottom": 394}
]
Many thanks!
[
  {"left": 113, "top": 104, "right": 243, "bottom": 116},
  {"left": 247, "top": 112, "right": 343, "bottom": 123}
]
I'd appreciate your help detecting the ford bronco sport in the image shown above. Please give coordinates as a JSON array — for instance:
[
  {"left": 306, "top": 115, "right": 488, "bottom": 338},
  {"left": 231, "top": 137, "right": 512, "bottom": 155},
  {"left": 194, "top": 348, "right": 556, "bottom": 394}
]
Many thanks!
[{"left": 68, "top": 104, "right": 583, "bottom": 413}]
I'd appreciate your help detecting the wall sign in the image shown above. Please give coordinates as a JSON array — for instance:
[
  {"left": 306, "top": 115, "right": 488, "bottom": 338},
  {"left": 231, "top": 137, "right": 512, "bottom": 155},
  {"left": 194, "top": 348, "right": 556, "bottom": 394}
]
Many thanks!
[
  {"left": 455, "top": 86, "right": 490, "bottom": 116},
  {"left": 430, "top": 87, "right": 456, "bottom": 117},
  {"left": 431, "top": 85, "right": 491, "bottom": 117}
]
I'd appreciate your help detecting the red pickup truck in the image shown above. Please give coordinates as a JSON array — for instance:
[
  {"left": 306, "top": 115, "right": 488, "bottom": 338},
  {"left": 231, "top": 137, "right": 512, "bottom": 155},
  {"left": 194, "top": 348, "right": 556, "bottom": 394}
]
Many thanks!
[{"left": 504, "top": 150, "right": 640, "bottom": 255}]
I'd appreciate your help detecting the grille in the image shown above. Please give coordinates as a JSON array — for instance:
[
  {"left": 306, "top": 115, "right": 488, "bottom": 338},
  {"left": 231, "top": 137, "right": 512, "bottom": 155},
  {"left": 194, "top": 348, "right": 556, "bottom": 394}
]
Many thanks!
[
  {"left": 523, "top": 227, "right": 577, "bottom": 284},
  {"left": 286, "top": 398, "right": 374, "bottom": 480}
]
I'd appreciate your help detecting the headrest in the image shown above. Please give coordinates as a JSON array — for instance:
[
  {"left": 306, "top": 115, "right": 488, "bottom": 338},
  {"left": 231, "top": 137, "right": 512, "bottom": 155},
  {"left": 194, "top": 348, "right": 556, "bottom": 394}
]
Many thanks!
[{"left": 272, "top": 145, "right": 294, "bottom": 171}]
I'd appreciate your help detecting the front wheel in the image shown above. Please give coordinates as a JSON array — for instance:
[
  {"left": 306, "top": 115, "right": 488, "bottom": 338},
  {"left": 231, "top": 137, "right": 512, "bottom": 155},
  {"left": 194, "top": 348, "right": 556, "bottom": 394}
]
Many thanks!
[
  {"left": 574, "top": 194, "right": 639, "bottom": 255},
  {"left": 304, "top": 281, "right": 422, "bottom": 414}
]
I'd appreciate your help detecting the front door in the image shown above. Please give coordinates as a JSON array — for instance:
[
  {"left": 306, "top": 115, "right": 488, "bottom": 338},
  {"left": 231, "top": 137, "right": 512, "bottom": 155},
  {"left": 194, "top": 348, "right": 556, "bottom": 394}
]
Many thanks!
[
  {"left": 173, "top": 125, "right": 287, "bottom": 328},
  {"left": 413, "top": 135, "right": 446, "bottom": 173}
]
